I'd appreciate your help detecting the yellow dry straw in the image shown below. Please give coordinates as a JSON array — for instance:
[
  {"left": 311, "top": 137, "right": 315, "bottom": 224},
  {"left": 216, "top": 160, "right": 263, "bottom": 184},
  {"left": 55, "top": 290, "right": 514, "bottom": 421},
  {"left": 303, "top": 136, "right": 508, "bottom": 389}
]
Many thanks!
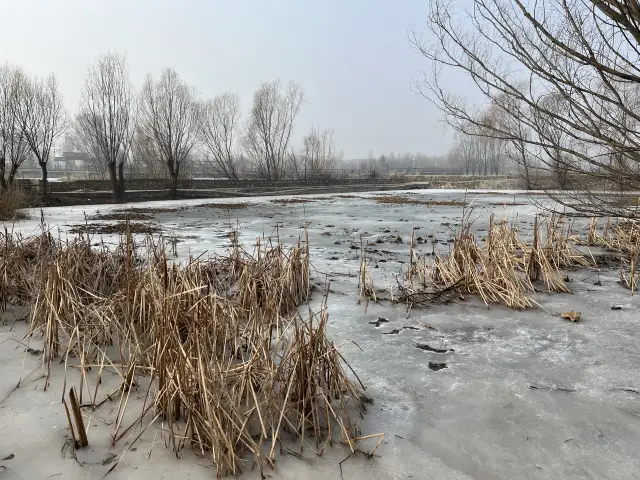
[{"left": 0, "top": 229, "right": 370, "bottom": 477}]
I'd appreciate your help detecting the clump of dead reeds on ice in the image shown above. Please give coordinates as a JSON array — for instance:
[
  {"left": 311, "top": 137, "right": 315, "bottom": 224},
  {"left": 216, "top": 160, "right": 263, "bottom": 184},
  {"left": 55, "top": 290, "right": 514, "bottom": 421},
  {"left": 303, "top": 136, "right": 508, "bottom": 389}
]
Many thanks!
[
  {"left": 12, "top": 227, "right": 371, "bottom": 477},
  {"left": 363, "top": 209, "right": 594, "bottom": 310},
  {"left": 583, "top": 217, "right": 640, "bottom": 292}
]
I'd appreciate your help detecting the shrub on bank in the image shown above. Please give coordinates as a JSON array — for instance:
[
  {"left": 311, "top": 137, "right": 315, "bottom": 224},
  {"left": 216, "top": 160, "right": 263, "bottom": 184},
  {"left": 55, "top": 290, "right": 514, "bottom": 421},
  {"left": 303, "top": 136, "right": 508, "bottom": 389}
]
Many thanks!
[{"left": 0, "top": 186, "right": 29, "bottom": 221}]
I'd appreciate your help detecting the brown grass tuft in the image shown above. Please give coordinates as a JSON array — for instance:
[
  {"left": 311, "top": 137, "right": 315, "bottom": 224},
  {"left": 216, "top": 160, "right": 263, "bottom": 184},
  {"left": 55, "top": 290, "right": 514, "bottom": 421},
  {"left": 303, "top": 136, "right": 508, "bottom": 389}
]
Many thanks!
[
  {"left": 0, "top": 186, "right": 29, "bottom": 221},
  {"left": 0, "top": 230, "right": 370, "bottom": 476},
  {"left": 373, "top": 195, "right": 466, "bottom": 207},
  {"left": 367, "top": 211, "right": 592, "bottom": 310}
]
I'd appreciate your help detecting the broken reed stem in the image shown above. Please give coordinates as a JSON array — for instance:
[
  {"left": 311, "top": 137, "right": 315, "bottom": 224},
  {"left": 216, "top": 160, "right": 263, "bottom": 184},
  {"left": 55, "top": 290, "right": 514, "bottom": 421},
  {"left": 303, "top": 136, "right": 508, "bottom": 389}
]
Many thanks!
[
  {"left": 631, "top": 252, "right": 638, "bottom": 295},
  {"left": 69, "top": 386, "right": 89, "bottom": 448},
  {"left": 408, "top": 229, "right": 414, "bottom": 281}
]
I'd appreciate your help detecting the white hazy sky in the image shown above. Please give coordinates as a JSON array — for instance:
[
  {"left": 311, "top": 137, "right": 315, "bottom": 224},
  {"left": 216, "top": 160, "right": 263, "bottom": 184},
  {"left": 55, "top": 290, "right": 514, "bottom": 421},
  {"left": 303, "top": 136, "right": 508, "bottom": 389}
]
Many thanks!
[{"left": 0, "top": 0, "right": 454, "bottom": 158}]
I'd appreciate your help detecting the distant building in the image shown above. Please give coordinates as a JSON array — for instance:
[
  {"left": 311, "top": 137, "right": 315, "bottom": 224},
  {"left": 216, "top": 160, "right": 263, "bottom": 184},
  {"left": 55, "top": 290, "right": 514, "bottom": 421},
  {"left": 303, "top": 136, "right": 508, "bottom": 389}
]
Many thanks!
[
  {"left": 50, "top": 151, "right": 90, "bottom": 171},
  {"left": 23, "top": 153, "right": 39, "bottom": 169}
]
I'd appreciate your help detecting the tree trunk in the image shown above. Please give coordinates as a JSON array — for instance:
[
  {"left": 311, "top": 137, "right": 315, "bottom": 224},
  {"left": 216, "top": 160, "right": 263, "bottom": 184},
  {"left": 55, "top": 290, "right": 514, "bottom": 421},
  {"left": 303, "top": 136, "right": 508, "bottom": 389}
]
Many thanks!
[
  {"left": 40, "top": 162, "right": 48, "bottom": 202},
  {"left": 0, "top": 156, "right": 6, "bottom": 191},
  {"left": 117, "top": 162, "right": 126, "bottom": 201},
  {"left": 169, "top": 173, "right": 179, "bottom": 199},
  {"left": 7, "top": 164, "right": 18, "bottom": 188},
  {"left": 522, "top": 162, "right": 531, "bottom": 190},
  {"left": 109, "top": 162, "right": 126, "bottom": 203},
  {"left": 109, "top": 163, "right": 119, "bottom": 203}
]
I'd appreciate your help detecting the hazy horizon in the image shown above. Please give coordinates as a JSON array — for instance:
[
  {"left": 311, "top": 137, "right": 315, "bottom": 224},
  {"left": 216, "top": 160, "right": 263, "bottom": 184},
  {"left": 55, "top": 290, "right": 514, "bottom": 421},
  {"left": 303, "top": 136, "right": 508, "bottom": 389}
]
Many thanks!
[{"left": 0, "top": 0, "right": 455, "bottom": 159}]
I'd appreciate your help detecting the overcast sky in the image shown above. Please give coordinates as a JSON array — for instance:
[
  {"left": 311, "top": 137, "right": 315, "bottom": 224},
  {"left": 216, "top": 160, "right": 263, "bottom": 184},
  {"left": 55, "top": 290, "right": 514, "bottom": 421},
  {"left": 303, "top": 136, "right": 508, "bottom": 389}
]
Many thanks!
[{"left": 0, "top": 0, "right": 453, "bottom": 159}]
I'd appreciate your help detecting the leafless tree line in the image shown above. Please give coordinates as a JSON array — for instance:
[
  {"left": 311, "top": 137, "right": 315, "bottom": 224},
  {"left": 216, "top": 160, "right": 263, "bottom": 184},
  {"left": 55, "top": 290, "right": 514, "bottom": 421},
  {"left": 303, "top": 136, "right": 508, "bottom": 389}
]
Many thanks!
[
  {"left": 0, "top": 54, "right": 342, "bottom": 202},
  {"left": 413, "top": 0, "right": 640, "bottom": 217},
  {"left": 448, "top": 127, "right": 508, "bottom": 176},
  {"left": 0, "top": 64, "right": 66, "bottom": 200}
]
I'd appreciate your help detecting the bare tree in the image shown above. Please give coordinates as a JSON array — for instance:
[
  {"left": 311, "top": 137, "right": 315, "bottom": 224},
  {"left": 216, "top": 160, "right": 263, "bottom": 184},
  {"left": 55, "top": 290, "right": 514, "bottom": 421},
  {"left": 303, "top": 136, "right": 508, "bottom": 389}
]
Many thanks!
[
  {"left": 296, "top": 126, "right": 340, "bottom": 180},
  {"left": 448, "top": 119, "right": 507, "bottom": 176},
  {"left": 130, "top": 126, "right": 167, "bottom": 179},
  {"left": 449, "top": 131, "right": 478, "bottom": 175},
  {"left": 0, "top": 64, "right": 31, "bottom": 190},
  {"left": 413, "top": 0, "right": 640, "bottom": 217},
  {"left": 78, "top": 53, "right": 134, "bottom": 202},
  {"left": 490, "top": 94, "right": 536, "bottom": 188},
  {"left": 243, "top": 80, "right": 303, "bottom": 181},
  {"left": 139, "top": 68, "right": 201, "bottom": 198},
  {"left": 13, "top": 74, "right": 66, "bottom": 202},
  {"left": 67, "top": 117, "right": 109, "bottom": 180},
  {"left": 199, "top": 92, "right": 241, "bottom": 180}
]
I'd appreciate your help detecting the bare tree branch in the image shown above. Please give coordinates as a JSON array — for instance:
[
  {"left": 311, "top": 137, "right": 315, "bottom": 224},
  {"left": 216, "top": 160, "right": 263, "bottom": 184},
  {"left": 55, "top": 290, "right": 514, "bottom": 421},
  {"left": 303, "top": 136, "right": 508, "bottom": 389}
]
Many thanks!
[
  {"left": 78, "top": 52, "right": 134, "bottom": 202},
  {"left": 243, "top": 79, "right": 303, "bottom": 181},
  {"left": 13, "top": 73, "right": 67, "bottom": 202},
  {"left": 0, "top": 64, "right": 31, "bottom": 190},
  {"left": 296, "top": 126, "right": 341, "bottom": 180},
  {"left": 413, "top": 0, "right": 640, "bottom": 217},
  {"left": 139, "top": 68, "right": 201, "bottom": 198},
  {"left": 199, "top": 92, "right": 241, "bottom": 180}
]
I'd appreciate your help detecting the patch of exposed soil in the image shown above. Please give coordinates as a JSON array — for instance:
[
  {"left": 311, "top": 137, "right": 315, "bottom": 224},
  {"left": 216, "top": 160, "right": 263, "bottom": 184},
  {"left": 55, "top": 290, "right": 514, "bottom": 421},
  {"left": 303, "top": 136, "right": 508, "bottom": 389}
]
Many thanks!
[
  {"left": 373, "top": 195, "right": 466, "bottom": 207},
  {"left": 487, "top": 202, "right": 528, "bottom": 206},
  {"left": 195, "top": 202, "right": 251, "bottom": 210},
  {"left": 69, "top": 222, "right": 161, "bottom": 235},
  {"left": 368, "top": 317, "right": 389, "bottom": 327},
  {"left": 115, "top": 207, "right": 182, "bottom": 214},
  {"left": 90, "top": 212, "right": 153, "bottom": 221},
  {"left": 270, "top": 198, "right": 314, "bottom": 205},
  {"left": 416, "top": 344, "right": 454, "bottom": 353},
  {"left": 428, "top": 362, "right": 448, "bottom": 371}
]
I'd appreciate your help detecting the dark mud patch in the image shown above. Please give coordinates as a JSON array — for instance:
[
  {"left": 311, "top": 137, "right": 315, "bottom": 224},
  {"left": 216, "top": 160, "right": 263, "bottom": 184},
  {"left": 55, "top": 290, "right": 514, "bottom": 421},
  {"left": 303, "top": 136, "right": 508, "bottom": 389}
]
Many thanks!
[
  {"left": 373, "top": 195, "right": 466, "bottom": 207},
  {"left": 591, "top": 253, "right": 624, "bottom": 268},
  {"left": 381, "top": 329, "right": 400, "bottom": 335},
  {"left": 416, "top": 344, "right": 454, "bottom": 353},
  {"left": 69, "top": 222, "right": 161, "bottom": 235},
  {"left": 428, "top": 362, "right": 448, "bottom": 371},
  {"left": 610, "top": 387, "right": 640, "bottom": 395},
  {"left": 115, "top": 207, "right": 181, "bottom": 214},
  {"left": 270, "top": 198, "right": 314, "bottom": 205},
  {"left": 90, "top": 212, "right": 153, "bottom": 221},
  {"left": 195, "top": 202, "right": 251, "bottom": 210}
]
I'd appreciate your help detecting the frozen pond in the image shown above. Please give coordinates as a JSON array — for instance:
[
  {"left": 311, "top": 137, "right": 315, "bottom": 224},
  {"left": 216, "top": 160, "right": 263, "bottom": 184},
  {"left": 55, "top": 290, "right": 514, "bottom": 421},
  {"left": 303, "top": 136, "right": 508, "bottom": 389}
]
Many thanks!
[{"left": 2, "top": 189, "right": 640, "bottom": 479}]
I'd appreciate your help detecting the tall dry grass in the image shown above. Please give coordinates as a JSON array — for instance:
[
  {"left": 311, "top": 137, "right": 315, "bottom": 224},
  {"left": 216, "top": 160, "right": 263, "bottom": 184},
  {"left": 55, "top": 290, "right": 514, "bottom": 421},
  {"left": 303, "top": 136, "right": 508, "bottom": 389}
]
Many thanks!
[
  {"left": 363, "top": 211, "right": 594, "bottom": 310},
  {"left": 0, "top": 227, "right": 369, "bottom": 476},
  {"left": 583, "top": 217, "right": 640, "bottom": 292},
  {"left": 0, "top": 185, "right": 29, "bottom": 221}
]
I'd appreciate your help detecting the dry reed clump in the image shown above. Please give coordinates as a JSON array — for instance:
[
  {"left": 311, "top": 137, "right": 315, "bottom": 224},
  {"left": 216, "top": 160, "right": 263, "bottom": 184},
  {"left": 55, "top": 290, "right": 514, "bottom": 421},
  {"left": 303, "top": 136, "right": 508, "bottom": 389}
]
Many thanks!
[
  {"left": 582, "top": 218, "right": 640, "bottom": 292},
  {"left": 584, "top": 217, "right": 640, "bottom": 254},
  {"left": 367, "top": 211, "right": 591, "bottom": 310},
  {"left": 0, "top": 185, "right": 29, "bottom": 221},
  {"left": 0, "top": 229, "right": 56, "bottom": 310},
  {"left": 21, "top": 232, "right": 368, "bottom": 476},
  {"left": 373, "top": 195, "right": 466, "bottom": 207}
]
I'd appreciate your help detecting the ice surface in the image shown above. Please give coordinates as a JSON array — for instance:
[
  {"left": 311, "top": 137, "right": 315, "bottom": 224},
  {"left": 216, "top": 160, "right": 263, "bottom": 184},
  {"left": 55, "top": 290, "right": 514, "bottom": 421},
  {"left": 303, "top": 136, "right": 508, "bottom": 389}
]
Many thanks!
[{"left": 1, "top": 189, "right": 639, "bottom": 479}]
